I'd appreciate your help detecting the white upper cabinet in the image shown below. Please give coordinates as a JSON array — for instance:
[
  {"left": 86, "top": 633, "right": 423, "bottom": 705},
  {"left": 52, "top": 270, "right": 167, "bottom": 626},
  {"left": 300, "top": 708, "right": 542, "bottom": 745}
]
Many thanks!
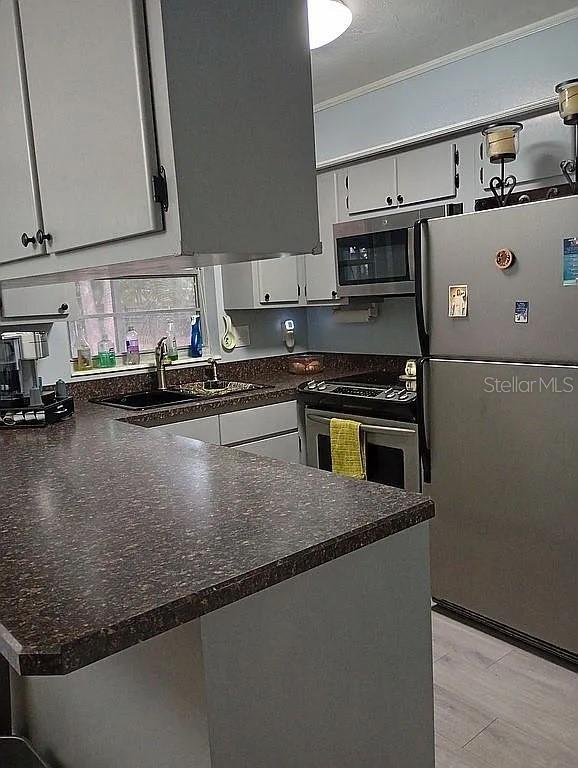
[
  {"left": 396, "top": 143, "right": 457, "bottom": 206},
  {"left": 346, "top": 156, "right": 398, "bottom": 215},
  {"left": 0, "top": 0, "right": 45, "bottom": 264},
  {"left": 0, "top": 283, "right": 77, "bottom": 322},
  {"left": 305, "top": 172, "right": 339, "bottom": 302},
  {"left": 258, "top": 257, "right": 300, "bottom": 305},
  {"left": 0, "top": 0, "right": 318, "bottom": 284},
  {"left": 344, "top": 141, "right": 457, "bottom": 217},
  {"left": 221, "top": 256, "right": 301, "bottom": 309},
  {"left": 18, "top": 0, "right": 162, "bottom": 254}
]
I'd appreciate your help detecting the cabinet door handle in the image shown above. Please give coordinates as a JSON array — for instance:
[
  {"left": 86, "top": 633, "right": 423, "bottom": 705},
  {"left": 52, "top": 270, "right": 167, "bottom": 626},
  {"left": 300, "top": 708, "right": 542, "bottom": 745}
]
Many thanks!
[
  {"left": 58, "top": 303, "right": 69, "bottom": 314},
  {"left": 386, "top": 196, "right": 393, "bottom": 206},
  {"left": 397, "top": 194, "right": 404, "bottom": 204},
  {"left": 36, "top": 229, "right": 52, "bottom": 245},
  {"left": 331, "top": 290, "right": 337, "bottom": 298},
  {"left": 264, "top": 293, "right": 270, "bottom": 302},
  {"left": 21, "top": 232, "right": 36, "bottom": 248}
]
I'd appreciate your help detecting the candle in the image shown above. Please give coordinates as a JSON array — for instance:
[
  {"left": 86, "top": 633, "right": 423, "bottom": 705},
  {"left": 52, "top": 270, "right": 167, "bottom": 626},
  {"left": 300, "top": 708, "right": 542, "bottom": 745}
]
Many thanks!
[
  {"left": 557, "top": 82, "right": 578, "bottom": 124},
  {"left": 482, "top": 123, "right": 522, "bottom": 164},
  {"left": 488, "top": 129, "right": 516, "bottom": 162}
]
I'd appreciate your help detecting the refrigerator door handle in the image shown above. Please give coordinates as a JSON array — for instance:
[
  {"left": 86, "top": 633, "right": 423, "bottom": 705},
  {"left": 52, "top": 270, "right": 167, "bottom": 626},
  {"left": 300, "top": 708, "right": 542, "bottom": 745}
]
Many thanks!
[
  {"left": 417, "top": 356, "right": 431, "bottom": 484},
  {"left": 414, "top": 218, "right": 429, "bottom": 357}
]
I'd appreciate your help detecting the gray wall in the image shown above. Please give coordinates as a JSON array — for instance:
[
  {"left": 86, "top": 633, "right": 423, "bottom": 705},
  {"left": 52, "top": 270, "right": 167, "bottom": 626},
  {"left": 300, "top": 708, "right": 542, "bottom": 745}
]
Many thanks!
[
  {"left": 222, "top": 308, "right": 309, "bottom": 362},
  {"left": 201, "top": 265, "right": 310, "bottom": 364},
  {"left": 307, "top": 300, "right": 419, "bottom": 356},
  {"left": 315, "top": 16, "right": 578, "bottom": 164}
]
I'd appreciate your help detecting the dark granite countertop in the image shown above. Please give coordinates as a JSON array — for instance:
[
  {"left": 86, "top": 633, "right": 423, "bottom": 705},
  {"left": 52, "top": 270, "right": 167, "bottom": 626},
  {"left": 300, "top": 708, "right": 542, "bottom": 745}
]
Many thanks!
[
  {"left": 120, "top": 365, "right": 373, "bottom": 427},
  {"left": 0, "top": 354, "right": 433, "bottom": 676}
]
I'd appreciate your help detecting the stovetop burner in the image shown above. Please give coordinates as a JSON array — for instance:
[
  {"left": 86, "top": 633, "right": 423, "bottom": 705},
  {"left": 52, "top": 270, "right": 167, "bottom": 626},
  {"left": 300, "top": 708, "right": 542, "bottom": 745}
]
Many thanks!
[{"left": 297, "top": 370, "right": 418, "bottom": 421}]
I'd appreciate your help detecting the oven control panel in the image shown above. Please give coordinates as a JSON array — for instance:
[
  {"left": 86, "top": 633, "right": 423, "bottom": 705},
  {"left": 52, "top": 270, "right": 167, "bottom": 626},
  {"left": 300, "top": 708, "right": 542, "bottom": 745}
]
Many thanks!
[{"left": 302, "top": 380, "right": 417, "bottom": 403}]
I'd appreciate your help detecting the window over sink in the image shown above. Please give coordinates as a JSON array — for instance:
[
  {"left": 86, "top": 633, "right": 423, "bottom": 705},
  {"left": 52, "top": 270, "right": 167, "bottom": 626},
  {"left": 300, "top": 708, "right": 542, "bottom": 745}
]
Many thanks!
[{"left": 68, "top": 273, "right": 206, "bottom": 372}]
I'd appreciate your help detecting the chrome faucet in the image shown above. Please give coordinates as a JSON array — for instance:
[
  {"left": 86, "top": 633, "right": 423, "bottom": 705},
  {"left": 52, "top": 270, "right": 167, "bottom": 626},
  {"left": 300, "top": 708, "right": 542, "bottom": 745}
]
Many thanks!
[
  {"left": 206, "top": 357, "right": 219, "bottom": 383},
  {"left": 155, "top": 337, "right": 170, "bottom": 390}
]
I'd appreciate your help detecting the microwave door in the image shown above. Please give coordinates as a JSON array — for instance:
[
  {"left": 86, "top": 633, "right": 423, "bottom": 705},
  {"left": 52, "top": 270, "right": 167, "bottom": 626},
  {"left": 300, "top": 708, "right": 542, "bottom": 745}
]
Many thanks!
[{"left": 335, "top": 226, "right": 415, "bottom": 297}]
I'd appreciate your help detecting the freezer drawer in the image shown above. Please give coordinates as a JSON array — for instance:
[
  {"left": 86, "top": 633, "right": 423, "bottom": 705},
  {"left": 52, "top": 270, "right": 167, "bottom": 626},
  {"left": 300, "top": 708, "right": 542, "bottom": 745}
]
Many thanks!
[
  {"left": 425, "top": 358, "right": 578, "bottom": 657},
  {"left": 425, "top": 195, "right": 578, "bottom": 363}
]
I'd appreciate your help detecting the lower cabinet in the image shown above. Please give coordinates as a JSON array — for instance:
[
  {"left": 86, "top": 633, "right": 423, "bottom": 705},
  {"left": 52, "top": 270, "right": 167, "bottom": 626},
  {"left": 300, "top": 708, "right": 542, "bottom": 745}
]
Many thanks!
[
  {"left": 152, "top": 414, "right": 220, "bottom": 444},
  {"left": 151, "top": 401, "right": 299, "bottom": 463},
  {"left": 219, "top": 401, "right": 297, "bottom": 446},
  {"left": 235, "top": 432, "right": 300, "bottom": 463}
]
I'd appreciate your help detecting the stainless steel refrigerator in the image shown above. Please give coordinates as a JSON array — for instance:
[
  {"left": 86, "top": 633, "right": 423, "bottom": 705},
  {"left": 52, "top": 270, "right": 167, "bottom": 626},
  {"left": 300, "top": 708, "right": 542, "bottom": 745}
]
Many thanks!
[{"left": 415, "top": 195, "right": 578, "bottom": 661}]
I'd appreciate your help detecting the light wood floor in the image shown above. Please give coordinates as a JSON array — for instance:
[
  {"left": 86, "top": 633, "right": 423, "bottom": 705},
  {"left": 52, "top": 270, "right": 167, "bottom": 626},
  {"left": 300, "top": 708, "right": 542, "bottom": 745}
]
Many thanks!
[{"left": 432, "top": 611, "right": 578, "bottom": 768}]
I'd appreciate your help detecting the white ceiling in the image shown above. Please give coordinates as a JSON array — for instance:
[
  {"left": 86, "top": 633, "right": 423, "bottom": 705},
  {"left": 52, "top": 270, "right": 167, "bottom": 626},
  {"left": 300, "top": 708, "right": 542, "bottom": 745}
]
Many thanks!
[{"left": 311, "top": 0, "right": 578, "bottom": 104}]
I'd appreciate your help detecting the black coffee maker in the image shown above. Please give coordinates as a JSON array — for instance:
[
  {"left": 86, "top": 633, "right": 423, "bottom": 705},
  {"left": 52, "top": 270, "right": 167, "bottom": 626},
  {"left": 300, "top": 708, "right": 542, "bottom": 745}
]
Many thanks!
[{"left": 0, "top": 332, "right": 74, "bottom": 428}]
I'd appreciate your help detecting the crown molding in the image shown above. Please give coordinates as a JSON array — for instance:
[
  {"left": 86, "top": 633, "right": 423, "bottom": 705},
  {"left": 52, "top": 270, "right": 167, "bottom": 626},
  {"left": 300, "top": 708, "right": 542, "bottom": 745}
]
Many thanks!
[
  {"left": 314, "top": 8, "right": 578, "bottom": 113},
  {"left": 316, "top": 97, "right": 558, "bottom": 171}
]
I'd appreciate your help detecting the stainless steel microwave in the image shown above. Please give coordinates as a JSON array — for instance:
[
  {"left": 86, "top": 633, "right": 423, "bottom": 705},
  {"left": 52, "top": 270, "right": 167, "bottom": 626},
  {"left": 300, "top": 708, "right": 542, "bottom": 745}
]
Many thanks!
[{"left": 333, "top": 204, "right": 462, "bottom": 298}]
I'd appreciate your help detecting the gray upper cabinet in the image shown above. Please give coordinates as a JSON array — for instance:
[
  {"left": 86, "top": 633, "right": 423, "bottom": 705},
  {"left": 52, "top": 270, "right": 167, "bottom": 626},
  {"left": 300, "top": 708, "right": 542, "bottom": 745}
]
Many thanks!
[
  {"left": 305, "top": 173, "right": 339, "bottom": 302},
  {"left": 0, "top": 0, "right": 318, "bottom": 285},
  {"left": 18, "top": 0, "right": 162, "bottom": 254},
  {"left": 0, "top": 0, "right": 45, "bottom": 264},
  {"left": 396, "top": 143, "right": 456, "bottom": 206},
  {"left": 346, "top": 156, "right": 397, "bottom": 215}
]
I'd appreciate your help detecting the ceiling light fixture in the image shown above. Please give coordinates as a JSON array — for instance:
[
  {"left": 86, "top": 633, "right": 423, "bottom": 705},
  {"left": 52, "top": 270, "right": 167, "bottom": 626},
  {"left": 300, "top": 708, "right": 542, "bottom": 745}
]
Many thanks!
[{"left": 308, "top": 0, "right": 352, "bottom": 50}]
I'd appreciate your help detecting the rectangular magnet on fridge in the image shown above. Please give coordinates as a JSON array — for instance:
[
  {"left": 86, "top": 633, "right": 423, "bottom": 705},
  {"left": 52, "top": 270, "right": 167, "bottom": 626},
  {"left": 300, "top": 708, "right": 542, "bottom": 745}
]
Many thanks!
[
  {"left": 514, "top": 300, "right": 529, "bottom": 323},
  {"left": 563, "top": 238, "right": 578, "bottom": 286},
  {"left": 448, "top": 285, "right": 468, "bottom": 318}
]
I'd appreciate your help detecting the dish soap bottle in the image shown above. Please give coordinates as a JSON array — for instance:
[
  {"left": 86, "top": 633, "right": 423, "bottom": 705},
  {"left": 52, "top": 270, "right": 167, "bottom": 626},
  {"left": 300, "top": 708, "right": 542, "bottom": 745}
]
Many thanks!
[
  {"left": 166, "top": 320, "right": 178, "bottom": 362},
  {"left": 98, "top": 334, "right": 116, "bottom": 368},
  {"left": 190, "top": 314, "right": 203, "bottom": 358},
  {"left": 125, "top": 326, "right": 140, "bottom": 365},
  {"left": 77, "top": 326, "right": 93, "bottom": 370}
]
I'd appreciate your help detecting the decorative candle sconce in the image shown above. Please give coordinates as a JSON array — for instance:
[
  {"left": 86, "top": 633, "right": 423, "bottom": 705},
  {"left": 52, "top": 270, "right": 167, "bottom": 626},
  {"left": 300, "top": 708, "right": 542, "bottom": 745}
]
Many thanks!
[
  {"left": 482, "top": 122, "right": 523, "bottom": 207},
  {"left": 555, "top": 79, "right": 578, "bottom": 193}
]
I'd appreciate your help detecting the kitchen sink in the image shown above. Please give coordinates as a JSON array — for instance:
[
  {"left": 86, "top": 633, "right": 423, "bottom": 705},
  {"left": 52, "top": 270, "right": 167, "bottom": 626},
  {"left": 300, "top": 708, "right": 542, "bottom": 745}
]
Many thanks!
[
  {"left": 93, "top": 389, "right": 201, "bottom": 411},
  {"left": 94, "top": 381, "right": 271, "bottom": 411},
  {"left": 177, "top": 381, "right": 270, "bottom": 397}
]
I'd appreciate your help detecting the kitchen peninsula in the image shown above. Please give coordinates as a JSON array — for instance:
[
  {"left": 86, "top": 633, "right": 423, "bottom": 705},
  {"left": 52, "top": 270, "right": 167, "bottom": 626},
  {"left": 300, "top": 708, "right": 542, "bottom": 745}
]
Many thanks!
[{"left": 1, "top": 399, "right": 434, "bottom": 768}]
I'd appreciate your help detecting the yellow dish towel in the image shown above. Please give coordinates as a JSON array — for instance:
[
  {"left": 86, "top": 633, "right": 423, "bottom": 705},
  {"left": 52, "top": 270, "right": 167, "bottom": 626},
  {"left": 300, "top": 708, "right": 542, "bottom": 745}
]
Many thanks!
[{"left": 330, "top": 418, "right": 366, "bottom": 480}]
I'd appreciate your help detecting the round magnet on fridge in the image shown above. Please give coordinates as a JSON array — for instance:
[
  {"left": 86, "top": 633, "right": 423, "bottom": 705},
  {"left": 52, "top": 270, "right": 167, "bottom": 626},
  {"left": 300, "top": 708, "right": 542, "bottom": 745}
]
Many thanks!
[{"left": 495, "top": 248, "right": 515, "bottom": 270}]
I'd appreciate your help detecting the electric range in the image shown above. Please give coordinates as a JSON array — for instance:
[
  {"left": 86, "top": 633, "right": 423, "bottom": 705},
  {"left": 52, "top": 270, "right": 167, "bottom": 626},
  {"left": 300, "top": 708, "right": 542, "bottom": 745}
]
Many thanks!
[
  {"left": 297, "top": 370, "right": 421, "bottom": 491},
  {"left": 297, "top": 371, "right": 417, "bottom": 422}
]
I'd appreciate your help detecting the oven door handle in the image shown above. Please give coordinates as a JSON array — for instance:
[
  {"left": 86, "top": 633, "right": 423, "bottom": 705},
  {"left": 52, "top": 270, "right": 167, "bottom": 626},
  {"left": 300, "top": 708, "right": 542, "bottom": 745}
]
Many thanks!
[{"left": 306, "top": 414, "right": 416, "bottom": 435}]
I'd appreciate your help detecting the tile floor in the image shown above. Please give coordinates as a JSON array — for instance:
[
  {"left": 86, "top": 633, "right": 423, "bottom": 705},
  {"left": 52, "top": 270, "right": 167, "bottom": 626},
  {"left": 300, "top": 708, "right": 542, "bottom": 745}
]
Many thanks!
[{"left": 432, "top": 611, "right": 578, "bottom": 768}]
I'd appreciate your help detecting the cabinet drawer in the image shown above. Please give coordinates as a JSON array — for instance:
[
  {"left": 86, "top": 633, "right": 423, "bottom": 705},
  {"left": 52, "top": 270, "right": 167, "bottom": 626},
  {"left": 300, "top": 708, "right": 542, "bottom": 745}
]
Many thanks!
[
  {"left": 235, "top": 432, "right": 300, "bottom": 463},
  {"left": 220, "top": 401, "right": 297, "bottom": 445},
  {"left": 152, "top": 415, "right": 220, "bottom": 444}
]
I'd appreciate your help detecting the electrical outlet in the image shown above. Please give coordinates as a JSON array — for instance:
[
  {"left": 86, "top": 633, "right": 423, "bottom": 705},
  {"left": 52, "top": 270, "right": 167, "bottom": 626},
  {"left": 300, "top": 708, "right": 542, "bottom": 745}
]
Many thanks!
[{"left": 236, "top": 325, "right": 251, "bottom": 347}]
